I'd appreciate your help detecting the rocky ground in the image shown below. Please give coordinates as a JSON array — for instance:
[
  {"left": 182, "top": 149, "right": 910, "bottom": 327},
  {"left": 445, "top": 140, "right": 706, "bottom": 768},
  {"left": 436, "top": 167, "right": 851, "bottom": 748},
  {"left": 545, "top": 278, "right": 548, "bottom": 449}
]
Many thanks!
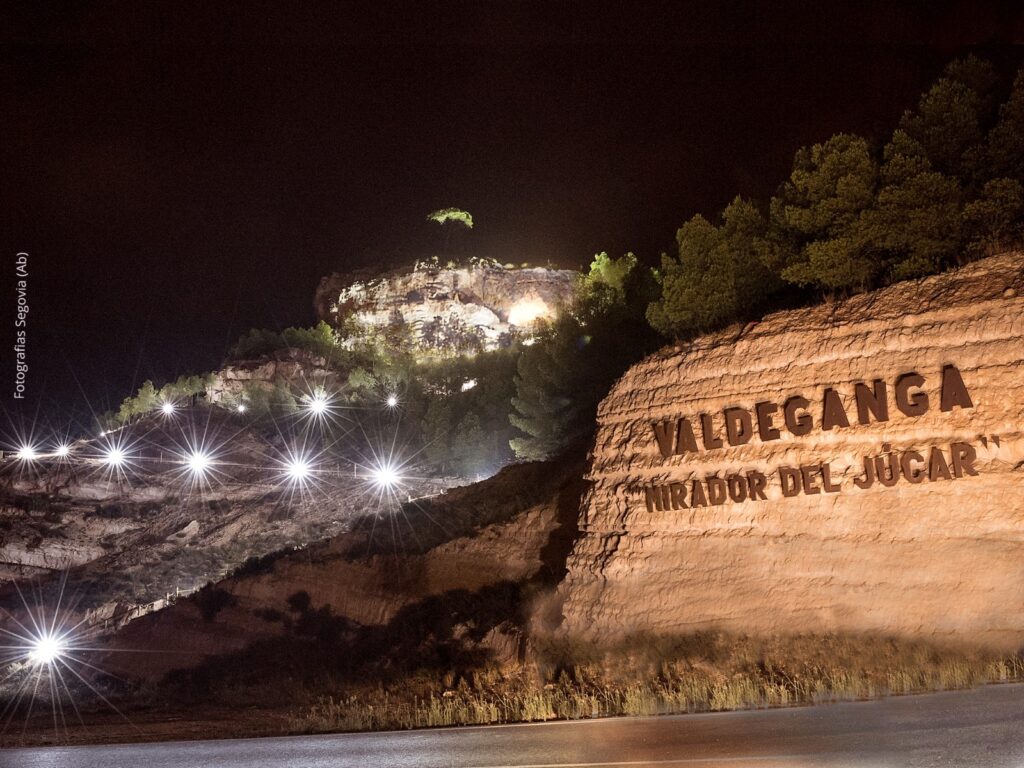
[
  {"left": 0, "top": 449, "right": 588, "bottom": 746},
  {"left": 0, "top": 407, "right": 455, "bottom": 643}
]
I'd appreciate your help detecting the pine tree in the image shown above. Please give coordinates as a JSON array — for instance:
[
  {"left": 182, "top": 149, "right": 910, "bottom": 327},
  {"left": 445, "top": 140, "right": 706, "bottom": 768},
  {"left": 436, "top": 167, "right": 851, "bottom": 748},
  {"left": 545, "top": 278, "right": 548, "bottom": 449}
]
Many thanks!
[
  {"left": 647, "top": 198, "right": 778, "bottom": 338},
  {"left": 420, "top": 398, "right": 454, "bottom": 470},
  {"left": 855, "top": 130, "right": 963, "bottom": 280},
  {"left": 962, "top": 177, "right": 1024, "bottom": 256},
  {"left": 976, "top": 68, "right": 1024, "bottom": 183},
  {"left": 117, "top": 380, "right": 160, "bottom": 423},
  {"left": 450, "top": 413, "right": 490, "bottom": 476},
  {"left": 766, "top": 133, "right": 879, "bottom": 293},
  {"left": 900, "top": 55, "right": 998, "bottom": 181},
  {"left": 508, "top": 323, "right": 582, "bottom": 461}
]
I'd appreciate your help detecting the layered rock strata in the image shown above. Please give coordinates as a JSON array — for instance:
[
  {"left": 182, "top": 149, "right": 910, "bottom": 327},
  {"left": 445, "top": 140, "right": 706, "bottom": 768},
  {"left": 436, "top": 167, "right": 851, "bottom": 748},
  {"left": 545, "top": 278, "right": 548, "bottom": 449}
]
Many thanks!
[{"left": 559, "top": 253, "right": 1024, "bottom": 648}]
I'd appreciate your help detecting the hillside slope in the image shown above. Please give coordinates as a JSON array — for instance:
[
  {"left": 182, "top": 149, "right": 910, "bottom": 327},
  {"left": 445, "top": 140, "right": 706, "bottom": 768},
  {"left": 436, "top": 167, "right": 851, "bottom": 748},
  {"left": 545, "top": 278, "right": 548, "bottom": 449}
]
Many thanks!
[{"left": 94, "top": 456, "right": 586, "bottom": 682}]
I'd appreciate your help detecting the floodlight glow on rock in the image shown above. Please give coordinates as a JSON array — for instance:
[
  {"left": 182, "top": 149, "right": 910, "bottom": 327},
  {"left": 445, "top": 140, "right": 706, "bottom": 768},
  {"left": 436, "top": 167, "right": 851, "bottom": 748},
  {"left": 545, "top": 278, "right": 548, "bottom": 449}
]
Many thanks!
[
  {"left": 236, "top": 403, "right": 247, "bottom": 413},
  {"left": 508, "top": 297, "right": 551, "bottom": 327},
  {"left": 54, "top": 443, "right": 71, "bottom": 458},
  {"left": 161, "top": 401, "right": 176, "bottom": 415},
  {"left": 386, "top": 394, "right": 399, "bottom": 408}
]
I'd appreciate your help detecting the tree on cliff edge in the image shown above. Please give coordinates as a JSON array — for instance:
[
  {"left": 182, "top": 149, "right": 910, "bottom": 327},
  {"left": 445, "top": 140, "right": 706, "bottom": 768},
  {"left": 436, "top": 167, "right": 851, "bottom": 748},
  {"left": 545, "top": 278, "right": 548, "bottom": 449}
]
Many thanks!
[
  {"left": 898, "top": 55, "right": 999, "bottom": 183},
  {"left": 763, "top": 133, "right": 880, "bottom": 294},
  {"left": 427, "top": 207, "right": 474, "bottom": 253},
  {"left": 647, "top": 197, "right": 780, "bottom": 338},
  {"left": 645, "top": 56, "right": 1024, "bottom": 344},
  {"left": 853, "top": 130, "right": 963, "bottom": 281}
]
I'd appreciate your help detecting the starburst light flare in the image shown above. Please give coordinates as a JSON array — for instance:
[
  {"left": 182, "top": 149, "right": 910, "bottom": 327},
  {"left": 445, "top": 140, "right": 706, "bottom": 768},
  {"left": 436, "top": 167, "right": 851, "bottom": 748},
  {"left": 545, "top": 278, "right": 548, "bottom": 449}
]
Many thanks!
[
  {"left": 371, "top": 462, "right": 401, "bottom": 489},
  {"left": 186, "top": 450, "right": 212, "bottom": 476},
  {"left": 304, "top": 391, "right": 330, "bottom": 416},
  {"left": 15, "top": 445, "right": 38, "bottom": 461},
  {"left": 103, "top": 447, "right": 126, "bottom": 467},
  {"left": 28, "top": 634, "right": 65, "bottom": 666}
]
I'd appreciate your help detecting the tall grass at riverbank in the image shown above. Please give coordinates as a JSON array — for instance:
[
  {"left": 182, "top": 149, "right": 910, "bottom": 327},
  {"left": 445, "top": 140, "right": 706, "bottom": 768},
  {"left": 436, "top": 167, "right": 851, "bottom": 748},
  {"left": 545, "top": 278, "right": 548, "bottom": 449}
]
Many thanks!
[{"left": 290, "top": 633, "right": 1024, "bottom": 733}]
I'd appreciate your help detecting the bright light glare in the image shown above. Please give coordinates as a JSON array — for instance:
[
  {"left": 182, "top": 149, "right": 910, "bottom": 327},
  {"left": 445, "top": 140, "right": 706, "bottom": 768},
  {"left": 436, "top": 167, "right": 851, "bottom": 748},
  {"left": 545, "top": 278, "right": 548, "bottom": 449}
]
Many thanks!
[
  {"left": 461, "top": 378, "right": 477, "bottom": 392},
  {"left": 286, "top": 458, "right": 312, "bottom": 482},
  {"left": 508, "top": 297, "right": 551, "bottom": 327},
  {"left": 104, "top": 447, "right": 126, "bottom": 466},
  {"left": 372, "top": 463, "right": 400, "bottom": 489},
  {"left": 386, "top": 394, "right": 399, "bottom": 408},
  {"left": 54, "top": 444, "right": 71, "bottom": 457},
  {"left": 161, "top": 401, "right": 176, "bottom": 415},
  {"left": 186, "top": 450, "right": 211, "bottom": 475},
  {"left": 236, "top": 403, "right": 247, "bottom": 413},
  {"left": 16, "top": 445, "right": 38, "bottom": 461},
  {"left": 305, "top": 393, "right": 329, "bottom": 416},
  {"left": 29, "top": 634, "right": 64, "bottom": 665}
]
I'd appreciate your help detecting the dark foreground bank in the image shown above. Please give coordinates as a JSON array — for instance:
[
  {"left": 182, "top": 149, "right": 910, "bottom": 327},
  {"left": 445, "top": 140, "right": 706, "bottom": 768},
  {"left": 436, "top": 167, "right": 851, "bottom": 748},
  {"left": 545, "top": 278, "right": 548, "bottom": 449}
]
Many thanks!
[{"left": 5, "top": 683, "right": 1024, "bottom": 768}]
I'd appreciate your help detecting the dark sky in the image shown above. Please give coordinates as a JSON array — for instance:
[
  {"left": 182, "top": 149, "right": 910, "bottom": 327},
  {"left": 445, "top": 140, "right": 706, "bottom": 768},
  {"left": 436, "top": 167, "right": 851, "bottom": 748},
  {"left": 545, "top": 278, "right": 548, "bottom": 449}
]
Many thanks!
[{"left": 2, "top": 1, "right": 1023, "bottom": 433}]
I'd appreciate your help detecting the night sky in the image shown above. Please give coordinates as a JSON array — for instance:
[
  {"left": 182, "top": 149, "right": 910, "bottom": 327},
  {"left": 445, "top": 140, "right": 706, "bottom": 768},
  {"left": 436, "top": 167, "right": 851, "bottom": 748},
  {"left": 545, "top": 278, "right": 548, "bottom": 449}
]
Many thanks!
[{"left": 2, "top": 1, "right": 1022, "bottom": 433}]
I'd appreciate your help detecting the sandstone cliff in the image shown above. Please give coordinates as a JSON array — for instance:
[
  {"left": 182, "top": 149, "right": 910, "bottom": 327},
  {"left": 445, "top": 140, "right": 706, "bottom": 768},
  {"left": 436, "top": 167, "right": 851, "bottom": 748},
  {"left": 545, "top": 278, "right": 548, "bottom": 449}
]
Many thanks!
[{"left": 559, "top": 252, "right": 1024, "bottom": 648}]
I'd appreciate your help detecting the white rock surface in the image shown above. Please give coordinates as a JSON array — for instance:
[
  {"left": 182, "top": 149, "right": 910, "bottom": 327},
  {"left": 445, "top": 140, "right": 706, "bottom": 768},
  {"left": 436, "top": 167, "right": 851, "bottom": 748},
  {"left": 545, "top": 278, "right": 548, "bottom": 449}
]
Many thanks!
[{"left": 315, "top": 263, "right": 577, "bottom": 353}]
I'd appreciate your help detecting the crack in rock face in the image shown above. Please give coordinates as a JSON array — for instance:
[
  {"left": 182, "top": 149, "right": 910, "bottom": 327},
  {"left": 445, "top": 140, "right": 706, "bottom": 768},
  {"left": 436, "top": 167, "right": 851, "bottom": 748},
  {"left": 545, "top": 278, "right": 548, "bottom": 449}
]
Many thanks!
[{"left": 559, "top": 252, "right": 1024, "bottom": 650}]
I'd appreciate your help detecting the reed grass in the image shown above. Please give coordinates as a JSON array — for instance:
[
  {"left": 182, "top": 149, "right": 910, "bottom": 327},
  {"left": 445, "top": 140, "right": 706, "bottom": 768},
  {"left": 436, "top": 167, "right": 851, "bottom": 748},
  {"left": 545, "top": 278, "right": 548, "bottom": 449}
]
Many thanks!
[{"left": 288, "top": 633, "right": 1024, "bottom": 733}]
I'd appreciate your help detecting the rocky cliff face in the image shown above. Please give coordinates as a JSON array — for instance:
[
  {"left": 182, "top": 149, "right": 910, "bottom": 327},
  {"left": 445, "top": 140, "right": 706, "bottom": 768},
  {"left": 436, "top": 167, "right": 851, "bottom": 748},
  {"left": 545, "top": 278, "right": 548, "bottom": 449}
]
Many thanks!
[
  {"left": 205, "top": 349, "right": 337, "bottom": 405},
  {"left": 559, "top": 252, "right": 1024, "bottom": 649},
  {"left": 315, "top": 263, "right": 577, "bottom": 353}
]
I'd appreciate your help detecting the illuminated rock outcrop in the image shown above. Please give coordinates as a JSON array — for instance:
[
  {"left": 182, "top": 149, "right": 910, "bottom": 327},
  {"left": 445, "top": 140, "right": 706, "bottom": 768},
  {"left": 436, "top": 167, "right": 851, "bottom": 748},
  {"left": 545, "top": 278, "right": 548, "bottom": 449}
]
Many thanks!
[
  {"left": 559, "top": 252, "right": 1024, "bottom": 648},
  {"left": 205, "top": 348, "right": 336, "bottom": 405},
  {"left": 314, "top": 262, "right": 576, "bottom": 354}
]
